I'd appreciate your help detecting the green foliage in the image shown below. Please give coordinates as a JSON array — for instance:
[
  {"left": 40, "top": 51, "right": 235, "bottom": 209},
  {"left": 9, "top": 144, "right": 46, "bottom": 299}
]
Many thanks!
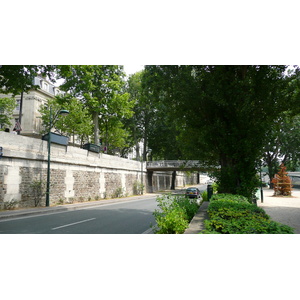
[
  {"left": 262, "top": 112, "right": 300, "bottom": 181},
  {"left": 201, "top": 190, "right": 208, "bottom": 201},
  {"left": 153, "top": 194, "right": 199, "bottom": 234},
  {"left": 133, "top": 181, "right": 144, "bottom": 195},
  {"left": 113, "top": 187, "right": 125, "bottom": 198},
  {"left": 144, "top": 65, "right": 300, "bottom": 198},
  {"left": 29, "top": 180, "right": 45, "bottom": 207},
  {"left": 212, "top": 182, "right": 219, "bottom": 193},
  {"left": 0, "top": 97, "right": 16, "bottom": 129},
  {"left": 210, "top": 193, "right": 250, "bottom": 203},
  {"left": 39, "top": 97, "right": 93, "bottom": 145},
  {"left": 202, "top": 195, "right": 294, "bottom": 234},
  {"left": 0, "top": 65, "right": 57, "bottom": 95},
  {"left": 2, "top": 199, "right": 19, "bottom": 210},
  {"left": 58, "top": 65, "right": 134, "bottom": 146}
]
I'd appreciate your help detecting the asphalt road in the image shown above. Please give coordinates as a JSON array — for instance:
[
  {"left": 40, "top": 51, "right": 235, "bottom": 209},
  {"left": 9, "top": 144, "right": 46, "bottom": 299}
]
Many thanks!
[
  {"left": 0, "top": 184, "right": 208, "bottom": 234},
  {"left": 0, "top": 196, "right": 159, "bottom": 234}
]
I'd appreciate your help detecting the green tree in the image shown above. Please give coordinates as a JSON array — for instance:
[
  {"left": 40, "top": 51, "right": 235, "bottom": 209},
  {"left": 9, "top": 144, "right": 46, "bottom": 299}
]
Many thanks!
[
  {"left": 0, "top": 97, "right": 16, "bottom": 129},
  {"left": 0, "top": 65, "right": 57, "bottom": 95},
  {"left": 57, "top": 65, "right": 134, "bottom": 145},
  {"left": 126, "top": 70, "right": 181, "bottom": 161},
  {"left": 101, "top": 117, "right": 130, "bottom": 155},
  {"left": 126, "top": 72, "right": 144, "bottom": 159},
  {"left": 263, "top": 112, "right": 300, "bottom": 182},
  {"left": 144, "top": 65, "right": 300, "bottom": 198},
  {"left": 39, "top": 96, "right": 93, "bottom": 145}
]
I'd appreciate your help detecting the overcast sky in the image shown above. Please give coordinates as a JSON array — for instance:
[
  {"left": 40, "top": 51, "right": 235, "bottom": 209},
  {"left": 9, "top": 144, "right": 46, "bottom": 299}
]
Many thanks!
[{"left": 123, "top": 65, "right": 144, "bottom": 76}]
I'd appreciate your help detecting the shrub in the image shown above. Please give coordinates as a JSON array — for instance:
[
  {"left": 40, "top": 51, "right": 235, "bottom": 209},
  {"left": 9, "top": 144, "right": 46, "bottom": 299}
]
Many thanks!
[
  {"left": 3, "top": 199, "right": 19, "bottom": 210},
  {"left": 133, "top": 181, "right": 144, "bottom": 195},
  {"left": 113, "top": 187, "right": 124, "bottom": 198},
  {"left": 30, "top": 180, "right": 45, "bottom": 207},
  {"left": 212, "top": 182, "right": 219, "bottom": 193},
  {"left": 210, "top": 193, "right": 250, "bottom": 203},
  {"left": 202, "top": 190, "right": 208, "bottom": 201},
  {"left": 202, "top": 194, "right": 294, "bottom": 234},
  {"left": 153, "top": 194, "right": 199, "bottom": 234}
]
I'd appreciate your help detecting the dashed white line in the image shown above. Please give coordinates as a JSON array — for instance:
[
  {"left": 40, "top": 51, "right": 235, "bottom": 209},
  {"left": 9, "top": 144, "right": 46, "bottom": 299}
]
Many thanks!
[{"left": 51, "top": 218, "right": 96, "bottom": 230}]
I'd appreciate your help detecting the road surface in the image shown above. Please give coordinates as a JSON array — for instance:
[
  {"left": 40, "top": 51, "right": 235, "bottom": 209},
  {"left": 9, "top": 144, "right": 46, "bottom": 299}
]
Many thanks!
[
  {"left": 0, "top": 196, "right": 158, "bottom": 234},
  {"left": 0, "top": 184, "right": 207, "bottom": 234}
]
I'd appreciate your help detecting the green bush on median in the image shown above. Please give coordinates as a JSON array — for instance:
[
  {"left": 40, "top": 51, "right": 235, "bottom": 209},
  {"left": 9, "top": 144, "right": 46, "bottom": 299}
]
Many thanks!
[
  {"left": 152, "top": 194, "right": 200, "bottom": 234},
  {"left": 202, "top": 194, "right": 294, "bottom": 234}
]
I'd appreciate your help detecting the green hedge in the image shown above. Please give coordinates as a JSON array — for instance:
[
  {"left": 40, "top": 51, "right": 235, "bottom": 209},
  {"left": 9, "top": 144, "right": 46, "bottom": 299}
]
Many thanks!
[
  {"left": 152, "top": 194, "right": 200, "bottom": 234},
  {"left": 202, "top": 194, "right": 294, "bottom": 234},
  {"left": 210, "top": 193, "right": 250, "bottom": 203}
]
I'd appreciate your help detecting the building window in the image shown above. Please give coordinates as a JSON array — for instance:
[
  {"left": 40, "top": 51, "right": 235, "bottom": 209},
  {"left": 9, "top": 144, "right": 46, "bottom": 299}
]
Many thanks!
[
  {"left": 54, "top": 88, "right": 61, "bottom": 96},
  {"left": 43, "top": 82, "right": 49, "bottom": 92}
]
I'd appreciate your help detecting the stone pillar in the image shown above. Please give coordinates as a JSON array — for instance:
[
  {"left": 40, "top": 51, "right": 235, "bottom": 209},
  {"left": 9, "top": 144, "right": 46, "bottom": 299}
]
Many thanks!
[
  {"left": 64, "top": 169, "right": 75, "bottom": 200},
  {"left": 99, "top": 171, "right": 106, "bottom": 198},
  {"left": 4, "top": 165, "right": 21, "bottom": 202},
  {"left": 147, "top": 171, "right": 153, "bottom": 193},
  {"left": 171, "top": 171, "right": 176, "bottom": 190}
]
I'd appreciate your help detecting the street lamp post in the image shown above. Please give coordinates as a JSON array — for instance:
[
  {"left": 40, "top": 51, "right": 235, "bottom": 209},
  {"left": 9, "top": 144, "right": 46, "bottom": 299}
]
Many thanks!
[
  {"left": 260, "top": 161, "right": 264, "bottom": 203},
  {"left": 45, "top": 107, "right": 69, "bottom": 207}
]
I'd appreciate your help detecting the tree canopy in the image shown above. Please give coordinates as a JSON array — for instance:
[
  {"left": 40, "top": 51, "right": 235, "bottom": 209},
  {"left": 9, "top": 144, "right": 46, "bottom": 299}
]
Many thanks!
[
  {"left": 57, "top": 65, "right": 134, "bottom": 146},
  {"left": 142, "top": 65, "right": 300, "bottom": 198},
  {"left": 0, "top": 65, "right": 56, "bottom": 95},
  {"left": 0, "top": 97, "right": 16, "bottom": 129}
]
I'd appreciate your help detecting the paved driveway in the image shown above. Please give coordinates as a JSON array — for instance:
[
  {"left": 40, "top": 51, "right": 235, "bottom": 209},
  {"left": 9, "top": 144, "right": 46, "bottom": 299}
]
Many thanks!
[{"left": 258, "top": 188, "right": 300, "bottom": 233}]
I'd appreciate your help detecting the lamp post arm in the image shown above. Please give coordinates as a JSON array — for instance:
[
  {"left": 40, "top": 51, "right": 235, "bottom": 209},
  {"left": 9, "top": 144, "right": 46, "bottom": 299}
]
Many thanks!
[
  {"left": 45, "top": 107, "right": 69, "bottom": 207},
  {"left": 45, "top": 107, "right": 52, "bottom": 207}
]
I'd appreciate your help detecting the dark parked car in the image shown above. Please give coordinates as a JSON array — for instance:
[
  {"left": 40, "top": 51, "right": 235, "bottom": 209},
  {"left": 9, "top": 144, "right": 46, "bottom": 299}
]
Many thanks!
[{"left": 185, "top": 187, "right": 202, "bottom": 199}]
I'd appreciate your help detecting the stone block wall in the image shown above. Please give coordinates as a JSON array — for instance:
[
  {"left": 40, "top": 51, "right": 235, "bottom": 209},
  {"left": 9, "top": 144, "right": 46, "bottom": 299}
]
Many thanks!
[{"left": 0, "top": 132, "right": 199, "bottom": 208}]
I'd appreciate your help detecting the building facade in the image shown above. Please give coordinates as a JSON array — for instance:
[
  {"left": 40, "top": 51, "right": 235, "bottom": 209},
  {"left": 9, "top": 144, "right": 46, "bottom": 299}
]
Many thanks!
[{"left": 0, "top": 76, "right": 63, "bottom": 137}]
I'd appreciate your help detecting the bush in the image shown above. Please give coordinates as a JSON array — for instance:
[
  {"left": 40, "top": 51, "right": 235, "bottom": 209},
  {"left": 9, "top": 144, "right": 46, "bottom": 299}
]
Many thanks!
[
  {"left": 133, "top": 181, "right": 144, "bottom": 195},
  {"left": 210, "top": 193, "right": 250, "bottom": 203},
  {"left": 30, "top": 180, "right": 45, "bottom": 207},
  {"left": 202, "top": 190, "right": 208, "bottom": 201},
  {"left": 153, "top": 194, "right": 199, "bottom": 234},
  {"left": 202, "top": 194, "right": 294, "bottom": 234}
]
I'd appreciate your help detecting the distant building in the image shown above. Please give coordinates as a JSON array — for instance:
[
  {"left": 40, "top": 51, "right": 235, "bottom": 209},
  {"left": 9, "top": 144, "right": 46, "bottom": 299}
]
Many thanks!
[{"left": 0, "top": 76, "right": 63, "bottom": 138}]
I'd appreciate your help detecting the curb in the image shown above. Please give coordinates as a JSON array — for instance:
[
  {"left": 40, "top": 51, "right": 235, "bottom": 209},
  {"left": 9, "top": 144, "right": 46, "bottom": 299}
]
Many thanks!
[{"left": 184, "top": 201, "right": 209, "bottom": 234}]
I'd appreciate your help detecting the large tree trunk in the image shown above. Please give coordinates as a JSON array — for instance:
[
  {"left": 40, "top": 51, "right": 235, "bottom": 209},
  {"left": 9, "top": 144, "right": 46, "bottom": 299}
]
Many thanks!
[
  {"left": 217, "top": 153, "right": 258, "bottom": 199},
  {"left": 93, "top": 111, "right": 100, "bottom": 145}
]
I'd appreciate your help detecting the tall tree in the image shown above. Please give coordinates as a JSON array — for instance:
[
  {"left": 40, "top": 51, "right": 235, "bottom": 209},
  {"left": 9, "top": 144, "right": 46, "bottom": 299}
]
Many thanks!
[
  {"left": 144, "top": 65, "right": 300, "bottom": 198},
  {"left": 263, "top": 112, "right": 300, "bottom": 182},
  {"left": 58, "top": 65, "right": 133, "bottom": 145},
  {"left": 39, "top": 96, "right": 93, "bottom": 146},
  {"left": 0, "top": 97, "right": 16, "bottom": 129}
]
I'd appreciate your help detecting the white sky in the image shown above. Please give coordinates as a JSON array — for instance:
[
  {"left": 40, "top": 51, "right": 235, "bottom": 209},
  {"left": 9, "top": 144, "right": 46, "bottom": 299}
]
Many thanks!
[{"left": 123, "top": 65, "right": 144, "bottom": 76}]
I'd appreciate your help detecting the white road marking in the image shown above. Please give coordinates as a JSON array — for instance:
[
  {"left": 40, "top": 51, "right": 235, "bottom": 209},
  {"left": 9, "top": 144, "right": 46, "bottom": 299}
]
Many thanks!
[
  {"left": 51, "top": 218, "right": 96, "bottom": 230},
  {"left": 142, "top": 227, "right": 153, "bottom": 234}
]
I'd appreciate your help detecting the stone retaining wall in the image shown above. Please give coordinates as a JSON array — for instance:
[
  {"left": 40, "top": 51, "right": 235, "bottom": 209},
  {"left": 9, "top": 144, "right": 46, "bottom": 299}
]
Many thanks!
[{"left": 0, "top": 132, "right": 198, "bottom": 207}]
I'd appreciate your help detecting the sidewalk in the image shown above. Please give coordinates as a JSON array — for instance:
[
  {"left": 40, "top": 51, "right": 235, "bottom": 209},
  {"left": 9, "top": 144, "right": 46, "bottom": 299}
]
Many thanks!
[{"left": 258, "top": 188, "right": 300, "bottom": 234}]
